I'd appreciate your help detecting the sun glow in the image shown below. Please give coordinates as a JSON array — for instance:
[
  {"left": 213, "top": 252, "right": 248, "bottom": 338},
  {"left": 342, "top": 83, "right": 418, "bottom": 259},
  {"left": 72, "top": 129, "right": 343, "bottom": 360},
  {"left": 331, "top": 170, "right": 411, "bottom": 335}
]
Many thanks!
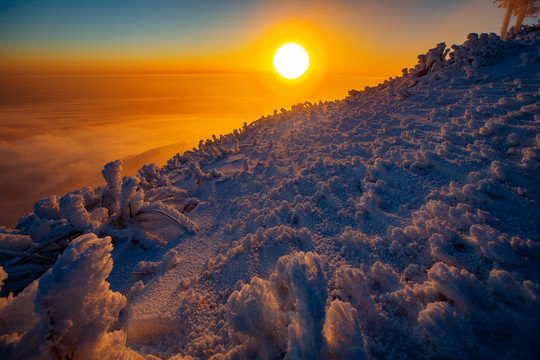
[{"left": 273, "top": 43, "right": 310, "bottom": 80}]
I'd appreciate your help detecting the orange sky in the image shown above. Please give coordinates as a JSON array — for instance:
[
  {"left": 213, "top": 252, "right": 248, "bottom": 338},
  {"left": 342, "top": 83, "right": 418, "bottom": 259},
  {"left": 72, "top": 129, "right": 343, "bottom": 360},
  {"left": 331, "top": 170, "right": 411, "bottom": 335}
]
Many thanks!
[
  {"left": 2, "top": 0, "right": 533, "bottom": 77},
  {"left": 0, "top": 15, "right": 405, "bottom": 77}
]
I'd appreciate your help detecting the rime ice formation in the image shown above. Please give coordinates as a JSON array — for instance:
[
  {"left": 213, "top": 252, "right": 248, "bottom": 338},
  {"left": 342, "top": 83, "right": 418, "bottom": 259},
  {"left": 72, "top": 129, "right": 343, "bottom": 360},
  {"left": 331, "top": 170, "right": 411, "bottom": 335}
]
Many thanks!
[{"left": 1, "top": 26, "right": 540, "bottom": 359}]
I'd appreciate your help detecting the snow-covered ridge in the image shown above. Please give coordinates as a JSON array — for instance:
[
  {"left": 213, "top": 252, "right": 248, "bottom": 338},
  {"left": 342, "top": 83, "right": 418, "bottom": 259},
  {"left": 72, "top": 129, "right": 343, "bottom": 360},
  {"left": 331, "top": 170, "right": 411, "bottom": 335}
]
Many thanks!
[{"left": 1, "top": 26, "right": 539, "bottom": 359}]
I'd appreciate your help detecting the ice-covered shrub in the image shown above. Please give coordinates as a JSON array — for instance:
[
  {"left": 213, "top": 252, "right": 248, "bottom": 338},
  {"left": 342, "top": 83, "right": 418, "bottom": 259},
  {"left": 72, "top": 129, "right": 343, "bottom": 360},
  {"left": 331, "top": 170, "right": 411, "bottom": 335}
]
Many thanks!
[
  {"left": 138, "top": 163, "right": 171, "bottom": 190},
  {"left": 0, "top": 229, "right": 61, "bottom": 296},
  {"left": 418, "top": 301, "right": 474, "bottom": 359},
  {"left": 349, "top": 29, "right": 532, "bottom": 102},
  {"left": 225, "top": 251, "right": 329, "bottom": 359},
  {"left": 323, "top": 300, "right": 366, "bottom": 360},
  {"left": 33, "top": 196, "right": 61, "bottom": 221},
  {"left": 100, "top": 161, "right": 197, "bottom": 241},
  {"left": 77, "top": 186, "right": 102, "bottom": 211},
  {"left": 415, "top": 260, "right": 540, "bottom": 358},
  {"left": 409, "top": 42, "right": 449, "bottom": 78},
  {"left": 227, "top": 276, "right": 287, "bottom": 359},
  {"left": 59, "top": 193, "right": 91, "bottom": 231},
  {"left": 449, "top": 33, "right": 509, "bottom": 68},
  {"left": 120, "top": 177, "right": 145, "bottom": 222},
  {"left": 0, "top": 232, "right": 33, "bottom": 253},
  {"left": 98, "top": 160, "right": 198, "bottom": 246},
  {"left": 271, "top": 252, "right": 327, "bottom": 359},
  {"left": 101, "top": 160, "right": 123, "bottom": 217},
  {"left": 0, "top": 234, "right": 130, "bottom": 359},
  {"left": 32, "top": 234, "right": 126, "bottom": 360},
  {"left": 506, "top": 23, "right": 540, "bottom": 44},
  {"left": 0, "top": 269, "right": 39, "bottom": 349}
]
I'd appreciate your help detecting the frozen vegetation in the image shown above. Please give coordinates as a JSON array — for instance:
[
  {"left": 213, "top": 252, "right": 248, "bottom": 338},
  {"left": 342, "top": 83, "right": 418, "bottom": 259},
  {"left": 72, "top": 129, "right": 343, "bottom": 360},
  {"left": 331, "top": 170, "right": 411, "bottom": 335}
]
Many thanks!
[{"left": 1, "top": 25, "right": 540, "bottom": 359}]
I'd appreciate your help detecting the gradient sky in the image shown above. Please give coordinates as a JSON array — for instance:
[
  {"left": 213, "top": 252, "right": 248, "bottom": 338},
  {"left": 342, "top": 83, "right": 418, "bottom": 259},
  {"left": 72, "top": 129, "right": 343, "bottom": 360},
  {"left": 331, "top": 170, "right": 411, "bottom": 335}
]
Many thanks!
[{"left": 1, "top": 0, "right": 538, "bottom": 75}]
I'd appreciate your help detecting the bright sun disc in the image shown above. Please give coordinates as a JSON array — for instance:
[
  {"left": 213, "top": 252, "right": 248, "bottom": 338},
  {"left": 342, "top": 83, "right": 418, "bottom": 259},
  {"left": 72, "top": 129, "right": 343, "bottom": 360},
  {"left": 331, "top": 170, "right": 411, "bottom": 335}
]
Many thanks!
[{"left": 273, "top": 43, "right": 309, "bottom": 80}]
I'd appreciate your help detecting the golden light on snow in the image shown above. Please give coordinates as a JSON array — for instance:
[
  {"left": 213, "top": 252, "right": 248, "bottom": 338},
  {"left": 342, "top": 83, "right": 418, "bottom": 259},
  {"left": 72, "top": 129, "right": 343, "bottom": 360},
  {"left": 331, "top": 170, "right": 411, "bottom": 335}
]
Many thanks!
[{"left": 273, "top": 43, "right": 310, "bottom": 80}]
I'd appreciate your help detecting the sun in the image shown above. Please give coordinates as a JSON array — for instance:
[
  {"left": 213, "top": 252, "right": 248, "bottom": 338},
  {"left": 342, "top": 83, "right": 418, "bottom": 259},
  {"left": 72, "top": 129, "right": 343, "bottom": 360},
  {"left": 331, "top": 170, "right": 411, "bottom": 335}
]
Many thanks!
[{"left": 273, "top": 43, "right": 310, "bottom": 80}]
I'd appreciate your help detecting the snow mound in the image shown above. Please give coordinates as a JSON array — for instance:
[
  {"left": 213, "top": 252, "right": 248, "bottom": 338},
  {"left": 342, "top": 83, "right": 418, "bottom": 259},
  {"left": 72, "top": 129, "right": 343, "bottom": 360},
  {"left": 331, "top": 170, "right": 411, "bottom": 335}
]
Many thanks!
[
  {"left": 0, "top": 234, "right": 151, "bottom": 359},
  {"left": 1, "top": 27, "right": 540, "bottom": 359}
]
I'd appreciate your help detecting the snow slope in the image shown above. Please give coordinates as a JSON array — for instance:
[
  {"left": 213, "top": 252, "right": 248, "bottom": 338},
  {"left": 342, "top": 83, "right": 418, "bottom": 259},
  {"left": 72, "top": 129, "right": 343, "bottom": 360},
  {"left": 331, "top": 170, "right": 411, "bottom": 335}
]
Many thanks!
[{"left": 1, "top": 27, "right": 540, "bottom": 359}]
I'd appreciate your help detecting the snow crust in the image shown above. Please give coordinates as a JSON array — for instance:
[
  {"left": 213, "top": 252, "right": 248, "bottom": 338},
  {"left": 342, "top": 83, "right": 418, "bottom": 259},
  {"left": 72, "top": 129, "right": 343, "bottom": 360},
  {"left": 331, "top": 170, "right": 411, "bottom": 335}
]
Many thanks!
[{"left": 1, "top": 26, "right": 540, "bottom": 359}]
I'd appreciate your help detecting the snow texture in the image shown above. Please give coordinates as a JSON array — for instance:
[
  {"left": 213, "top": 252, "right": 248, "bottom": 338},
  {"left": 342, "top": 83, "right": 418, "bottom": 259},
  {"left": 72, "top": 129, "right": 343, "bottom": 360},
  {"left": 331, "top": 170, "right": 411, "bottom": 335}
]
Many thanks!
[{"left": 1, "top": 26, "right": 540, "bottom": 359}]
